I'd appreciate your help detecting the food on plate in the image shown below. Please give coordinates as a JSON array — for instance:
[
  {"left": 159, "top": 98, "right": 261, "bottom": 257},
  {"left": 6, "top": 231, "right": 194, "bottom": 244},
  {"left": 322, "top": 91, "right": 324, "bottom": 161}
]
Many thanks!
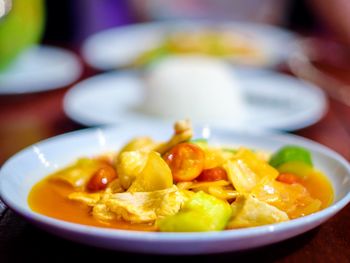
[
  {"left": 29, "top": 120, "right": 333, "bottom": 232},
  {"left": 133, "top": 28, "right": 266, "bottom": 67},
  {"left": 139, "top": 55, "right": 245, "bottom": 124}
]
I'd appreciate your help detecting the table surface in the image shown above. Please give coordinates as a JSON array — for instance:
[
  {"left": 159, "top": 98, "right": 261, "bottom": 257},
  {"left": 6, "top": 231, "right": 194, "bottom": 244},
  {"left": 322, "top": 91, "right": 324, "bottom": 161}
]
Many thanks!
[{"left": 1, "top": 41, "right": 350, "bottom": 262}]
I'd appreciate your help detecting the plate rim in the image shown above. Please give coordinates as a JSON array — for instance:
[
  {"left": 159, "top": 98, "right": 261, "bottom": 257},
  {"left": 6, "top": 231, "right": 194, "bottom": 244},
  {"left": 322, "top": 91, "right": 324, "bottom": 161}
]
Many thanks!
[
  {"left": 0, "top": 45, "right": 83, "bottom": 95},
  {"left": 62, "top": 69, "right": 328, "bottom": 131}
]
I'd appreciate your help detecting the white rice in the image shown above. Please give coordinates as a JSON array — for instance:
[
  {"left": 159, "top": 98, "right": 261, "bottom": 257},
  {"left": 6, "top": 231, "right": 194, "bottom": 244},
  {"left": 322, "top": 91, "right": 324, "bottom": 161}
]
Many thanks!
[{"left": 140, "top": 55, "right": 246, "bottom": 127}]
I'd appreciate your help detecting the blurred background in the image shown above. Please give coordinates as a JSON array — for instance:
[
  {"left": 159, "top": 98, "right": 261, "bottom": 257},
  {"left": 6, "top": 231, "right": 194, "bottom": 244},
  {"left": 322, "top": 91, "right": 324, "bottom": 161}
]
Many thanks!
[
  {"left": 43, "top": 0, "right": 318, "bottom": 44},
  {"left": 1, "top": 0, "right": 350, "bottom": 164}
]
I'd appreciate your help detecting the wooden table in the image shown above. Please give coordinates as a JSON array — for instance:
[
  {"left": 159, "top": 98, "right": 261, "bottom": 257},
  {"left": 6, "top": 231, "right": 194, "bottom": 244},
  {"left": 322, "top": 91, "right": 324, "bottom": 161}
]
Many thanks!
[{"left": 1, "top": 44, "right": 350, "bottom": 262}]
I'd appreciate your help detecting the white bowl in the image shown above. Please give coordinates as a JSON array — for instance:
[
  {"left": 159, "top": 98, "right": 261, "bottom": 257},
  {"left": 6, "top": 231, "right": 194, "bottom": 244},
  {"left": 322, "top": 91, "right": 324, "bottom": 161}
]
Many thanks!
[{"left": 0, "top": 123, "right": 349, "bottom": 255}]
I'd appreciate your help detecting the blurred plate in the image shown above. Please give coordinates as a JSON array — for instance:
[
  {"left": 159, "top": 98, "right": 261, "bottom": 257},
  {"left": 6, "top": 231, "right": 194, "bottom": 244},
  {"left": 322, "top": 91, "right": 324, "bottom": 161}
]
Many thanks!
[
  {"left": 63, "top": 69, "right": 327, "bottom": 131},
  {"left": 82, "top": 20, "right": 297, "bottom": 70},
  {"left": 0, "top": 45, "right": 82, "bottom": 94}
]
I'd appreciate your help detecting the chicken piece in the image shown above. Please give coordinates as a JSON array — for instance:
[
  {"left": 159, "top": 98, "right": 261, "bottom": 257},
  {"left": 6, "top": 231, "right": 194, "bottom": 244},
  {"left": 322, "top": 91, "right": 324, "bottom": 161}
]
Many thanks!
[
  {"left": 227, "top": 194, "right": 289, "bottom": 229},
  {"left": 93, "top": 203, "right": 119, "bottom": 221},
  {"left": 155, "top": 119, "right": 193, "bottom": 155},
  {"left": 98, "top": 186, "right": 186, "bottom": 224}
]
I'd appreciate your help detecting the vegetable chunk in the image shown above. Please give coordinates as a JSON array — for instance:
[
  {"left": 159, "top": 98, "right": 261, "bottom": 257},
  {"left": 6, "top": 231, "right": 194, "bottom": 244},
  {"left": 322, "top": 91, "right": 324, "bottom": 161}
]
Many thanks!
[
  {"left": 269, "top": 145, "right": 314, "bottom": 179},
  {"left": 252, "top": 179, "right": 322, "bottom": 218},
  {"left": 128, "top": 151, "right": 173, "bottom": 192},
  {"left": 224, "top": 148, "right": 278, "bottom": 193},
  {"left": 116, "top": 151, "right": 149, "bottom": 189},
  {"left": 269, "top": 145, "right": 313, "bottom": 168},
  {"left": 50, "top": 158, "right": 106, "bottom": 189},
  {"left": 228, "top": 195, "right": 289, "bottom": 228},
  {"left": 157, "top": 191, "right": 232, "bottom": 232}
]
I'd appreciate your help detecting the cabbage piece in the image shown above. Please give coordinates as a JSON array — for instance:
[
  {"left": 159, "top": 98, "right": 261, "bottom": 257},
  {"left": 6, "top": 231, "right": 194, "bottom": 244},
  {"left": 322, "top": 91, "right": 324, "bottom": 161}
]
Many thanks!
[
  {"left": 177, "top": 180, "right": 230, "bottom": 190},
  {"left": 127, "top": 151, "right": 173, "bottom": 192},
  {"left": 157, "top": 191, "right": 232, "bottom": 232},
  {"left": 224, "top": 159, "right": 258, "bottom": 193},
  {"left": 234, "top": 148, "right": 278, "bottom": 180},
  {"left": 227, "top": 194, "right": 289, "bottom": 228},
  {"left": 251, "top": 179, "right": 322, "bottom": 218},
  {"left": 223, "top": 148, "right": 278, "bottom": 193},
  {"left": 176, "top": 180, "right": 237, "bottom": 200},
  {"left": 49, "top": 158, "right": 104, "bottom": 189},
  {"left": 99, "top": 186, "right": 185, "bottom": 223}
]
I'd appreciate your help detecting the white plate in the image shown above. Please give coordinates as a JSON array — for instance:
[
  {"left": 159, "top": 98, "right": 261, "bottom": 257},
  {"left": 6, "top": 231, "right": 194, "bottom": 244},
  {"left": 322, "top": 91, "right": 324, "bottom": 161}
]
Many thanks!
[
  {"left": 0, "top": 123, "right": 349, "bottom": 254},
  {"left": 63, "top": 69, "right": 327, "bottom": 131},
  {"left": 82, "top": 20, "right": 297, "bottom": 70},
  {"left": 0, "top": 45, "right": 83, "bottom": 94}
]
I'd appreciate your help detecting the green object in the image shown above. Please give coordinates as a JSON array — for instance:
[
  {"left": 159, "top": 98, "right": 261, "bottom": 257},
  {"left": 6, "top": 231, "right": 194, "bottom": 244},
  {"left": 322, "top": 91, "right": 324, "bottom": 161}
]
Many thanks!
[
  {"left": 189, "top": 138, "right": 208, "bottom": 149},
  {"left": 135, "top": 46, "right": 169, "bottom": 68},
  {"left": 277, "top": 161, "right": 313, "bottom": 178},
  {"left": 222, "top": 148, "right": 237, "bottom": 154},
  {"left": 157, "top": 191, "right": 232, "bottom": 232},
  {"left": 190, "top": 138, "right": 208, "bottom": 144},
  {"left": 269, "top": 145, "right": 313, "bottom": 168},
  {"left": 269, "top": 145, "right": 313, "bottom": 178},
  {"left": 0, "top": 0, "right": 45, "bottom": 70}
]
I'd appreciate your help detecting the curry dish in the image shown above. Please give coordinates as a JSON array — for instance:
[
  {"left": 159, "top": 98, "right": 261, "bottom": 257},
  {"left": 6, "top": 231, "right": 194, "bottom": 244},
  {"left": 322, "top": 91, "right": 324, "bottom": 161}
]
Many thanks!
[{"left": 29, "top": 120, "right": 333, "bottom": 232}]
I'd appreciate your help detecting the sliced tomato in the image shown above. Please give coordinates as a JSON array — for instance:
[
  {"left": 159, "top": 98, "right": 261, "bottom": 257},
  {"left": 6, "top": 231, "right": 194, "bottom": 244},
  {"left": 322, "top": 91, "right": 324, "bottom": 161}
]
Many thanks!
[
  {"left": 164, "top": 143, "right": 205, "bottom": 182},
  {"left": 197, "top": 167, "right": 228, "bottom": 182},
  {"left": 87, "top": 165, "right": 117, "bottom": 192}
]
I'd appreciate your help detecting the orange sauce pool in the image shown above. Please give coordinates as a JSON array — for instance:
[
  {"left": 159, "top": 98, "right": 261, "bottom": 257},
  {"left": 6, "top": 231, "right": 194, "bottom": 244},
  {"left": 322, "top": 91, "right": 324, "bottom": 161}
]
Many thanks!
[
  {"left": 28, "top": 171, "right": 333, "bottom": 231},
  {"left": 301, "top": 170, "right": 333, "bottom": 209},
  {"left": 28, "top": 179, "right": 156, "bottom": 231}
]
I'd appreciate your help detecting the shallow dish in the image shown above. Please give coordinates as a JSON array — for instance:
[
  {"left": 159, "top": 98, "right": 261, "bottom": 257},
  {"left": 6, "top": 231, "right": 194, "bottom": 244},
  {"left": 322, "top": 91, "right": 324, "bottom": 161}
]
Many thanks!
[
  {"left": 82, "top": 20, "right": 297, "bottom": 70},
  {"left": 0, "top": 45, "right": 82, "bottom": 94},
  {"left": 63, "top": 69, "right": 327, "bottom": 131},
  {"left": 0, "top": 123, "right": 350, "bottom": 254}
]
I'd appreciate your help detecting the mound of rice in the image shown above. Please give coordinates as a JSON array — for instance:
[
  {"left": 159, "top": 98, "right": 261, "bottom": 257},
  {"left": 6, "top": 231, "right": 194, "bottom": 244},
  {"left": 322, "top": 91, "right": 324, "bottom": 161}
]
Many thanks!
[{"left": 140, "top": 55, "right": 245, "bottom": 126}]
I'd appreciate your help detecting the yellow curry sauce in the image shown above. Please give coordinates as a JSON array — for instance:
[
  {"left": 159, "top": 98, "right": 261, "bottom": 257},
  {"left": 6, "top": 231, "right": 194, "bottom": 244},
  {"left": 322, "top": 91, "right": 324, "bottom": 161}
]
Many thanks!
[
  {"left": 28, "top": 179, "right": 156, "bottom": 231},
  {"left": 28, "top": 169, "right": 333, "bottom": 231}
]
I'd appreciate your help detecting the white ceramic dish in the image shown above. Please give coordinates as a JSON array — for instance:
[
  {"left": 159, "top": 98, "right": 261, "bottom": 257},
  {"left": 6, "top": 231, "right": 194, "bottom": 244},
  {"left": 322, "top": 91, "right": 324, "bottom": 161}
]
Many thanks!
[
  {"left": 63, "top": 69, "right": 327, "bottom": 131},
  {"left": 0, "top": 45, "right": 82, "bottom": 94},
  {"left": 82, "top": 20, "right": 297, "bottom": 71},
  {"left": 0, "top": 123, "right": 349, "bottom": 255}
]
